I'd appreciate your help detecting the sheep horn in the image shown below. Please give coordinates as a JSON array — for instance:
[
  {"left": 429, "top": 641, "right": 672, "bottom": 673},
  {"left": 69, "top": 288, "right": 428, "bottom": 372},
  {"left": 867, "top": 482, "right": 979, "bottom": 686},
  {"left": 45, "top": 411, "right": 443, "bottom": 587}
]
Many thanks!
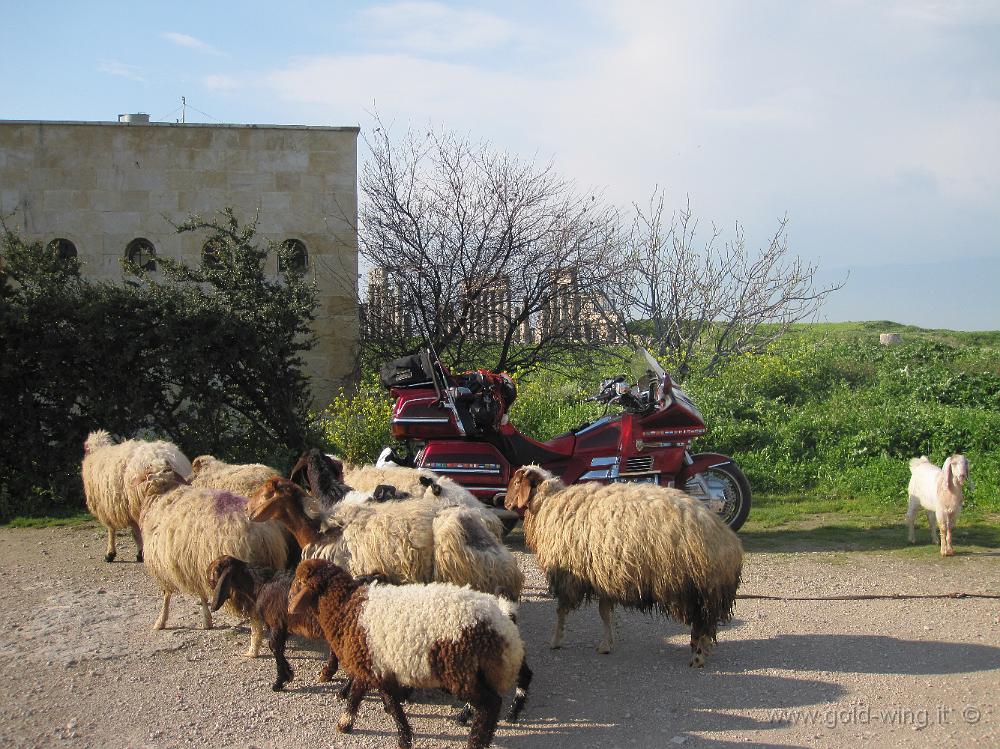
[
  {"left": 289, "top": 454, "right": 309, "bottom": 485},
  {"left": 210, "top": 565, "right": 233, "bottom": 612}
]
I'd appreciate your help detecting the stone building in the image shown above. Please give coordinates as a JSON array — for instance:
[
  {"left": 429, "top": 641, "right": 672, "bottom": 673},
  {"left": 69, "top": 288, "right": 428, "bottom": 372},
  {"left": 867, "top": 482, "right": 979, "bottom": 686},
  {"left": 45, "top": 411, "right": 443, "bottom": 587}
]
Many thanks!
[{"left": 0, "top": 117, "right": 359, "bottom": 407}]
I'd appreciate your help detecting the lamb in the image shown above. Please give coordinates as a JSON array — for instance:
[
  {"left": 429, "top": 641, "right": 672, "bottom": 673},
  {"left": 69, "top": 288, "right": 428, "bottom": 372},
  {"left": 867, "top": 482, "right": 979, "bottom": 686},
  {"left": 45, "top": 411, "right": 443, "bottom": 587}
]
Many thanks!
[
  {"left": 906, "top": 454, "right": 970, "bottom": 556},
  {"left": 81, "top": 429, "right": 192, "bottom": 563},
  {"left": 188, "top": 455, "right": 280, "bottom": 496},
  {"left": 505, "top": 465, "right": 743, "bottom": 667},
  {"left": 206, "top": 555, "right": 337, "bottom": 691},
  {"left": 248, "top": 477, "right": 523, "bottom": 601},
  {"left": 292, "top": 449, "right": 505, "bottom": 539},
  {"left": 136, "top": 460, "right": 288, "bottom": 652},
  {"left": 288, "top": 558, "right": 526, "bottom": 749}
]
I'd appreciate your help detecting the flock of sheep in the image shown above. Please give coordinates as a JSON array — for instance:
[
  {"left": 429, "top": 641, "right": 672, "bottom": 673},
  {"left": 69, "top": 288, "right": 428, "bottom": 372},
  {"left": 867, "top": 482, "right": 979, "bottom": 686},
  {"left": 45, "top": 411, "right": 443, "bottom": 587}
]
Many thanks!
[{"left": 79, "top": 428, "right": 968, "bottom": 749}]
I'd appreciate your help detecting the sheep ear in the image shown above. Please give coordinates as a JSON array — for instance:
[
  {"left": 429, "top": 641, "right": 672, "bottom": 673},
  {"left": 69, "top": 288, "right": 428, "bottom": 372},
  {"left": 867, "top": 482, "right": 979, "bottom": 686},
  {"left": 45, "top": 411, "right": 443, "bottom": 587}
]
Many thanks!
[
  {"left": 943, "top": 457, "right": 954, "bottom": 488},
  {"left": 210, "top": 566, "right": 232, "bottom": 612},
  {"left": 322, "top": 454, "right": 345, "bottom": 483},
  {"left": 288, "top": 584, "right": 316, "bottom": 616}
]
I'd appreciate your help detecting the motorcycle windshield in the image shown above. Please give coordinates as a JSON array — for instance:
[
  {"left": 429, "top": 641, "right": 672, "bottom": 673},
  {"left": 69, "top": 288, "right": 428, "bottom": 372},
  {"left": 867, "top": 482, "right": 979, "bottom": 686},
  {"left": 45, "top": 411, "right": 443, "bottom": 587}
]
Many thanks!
[{"left": 627, "top": 347, "right": 669, "bottom": 406}]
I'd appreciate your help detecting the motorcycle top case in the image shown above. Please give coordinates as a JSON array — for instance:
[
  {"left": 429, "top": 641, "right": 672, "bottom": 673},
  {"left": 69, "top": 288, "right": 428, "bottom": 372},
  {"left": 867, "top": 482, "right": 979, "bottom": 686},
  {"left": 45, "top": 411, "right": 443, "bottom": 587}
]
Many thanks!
[{"left": 379, "top": 354, "right": 434, "bottom": 389}]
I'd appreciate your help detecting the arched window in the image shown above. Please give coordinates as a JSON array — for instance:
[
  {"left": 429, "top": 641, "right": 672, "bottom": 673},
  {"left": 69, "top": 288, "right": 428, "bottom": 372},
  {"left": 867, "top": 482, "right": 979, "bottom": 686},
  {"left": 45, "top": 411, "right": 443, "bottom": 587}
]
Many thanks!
[
  {"left": 202, "top": 238, "right": 224, "bottom": 271},
  {"left": 278, "top": 238, "right": 308, "bottom": 273},
  {"left": 126, "top": 238, "right": 157, "bottom": 272},
  {"left": 47, "top": 238, "right": 78, "bottom": 261}
]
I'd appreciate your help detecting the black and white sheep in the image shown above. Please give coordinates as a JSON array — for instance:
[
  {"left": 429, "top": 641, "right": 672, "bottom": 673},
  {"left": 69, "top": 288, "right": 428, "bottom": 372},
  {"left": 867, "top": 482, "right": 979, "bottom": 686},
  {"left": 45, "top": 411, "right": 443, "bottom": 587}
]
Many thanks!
[
  {"left": 136, "top": 460, "right": 288, "bottom": 651},
  {"left": 81, "top": 429, "right": 192, "bottom": 563},
  {"left": 288, "top": 558, "right": 526, "bottom": 749},
  {"left": 505, "top": 465, "right": 743, "bottom": 667}
]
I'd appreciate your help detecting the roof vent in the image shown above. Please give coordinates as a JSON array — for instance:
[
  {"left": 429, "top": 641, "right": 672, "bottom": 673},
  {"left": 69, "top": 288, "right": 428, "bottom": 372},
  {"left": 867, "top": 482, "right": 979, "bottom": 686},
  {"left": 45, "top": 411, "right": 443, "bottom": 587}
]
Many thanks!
[{"left": 118, "top": 113, "right": 150, "bottom": 124}]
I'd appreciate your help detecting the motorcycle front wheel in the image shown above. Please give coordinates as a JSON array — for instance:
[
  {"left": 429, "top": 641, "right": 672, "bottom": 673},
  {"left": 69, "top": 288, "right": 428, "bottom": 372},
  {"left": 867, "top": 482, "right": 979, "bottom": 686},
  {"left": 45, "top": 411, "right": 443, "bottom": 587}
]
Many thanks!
[{"left": 685, "top": 460, "right": 752, "bottom": 532}]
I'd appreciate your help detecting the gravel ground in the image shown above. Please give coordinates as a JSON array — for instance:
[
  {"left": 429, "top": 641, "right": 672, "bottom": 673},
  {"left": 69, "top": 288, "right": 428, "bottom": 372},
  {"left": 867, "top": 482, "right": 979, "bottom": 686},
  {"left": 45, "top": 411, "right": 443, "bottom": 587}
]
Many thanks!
[{"left": 1, "top": 522, "right": 998, "bottom": 749}]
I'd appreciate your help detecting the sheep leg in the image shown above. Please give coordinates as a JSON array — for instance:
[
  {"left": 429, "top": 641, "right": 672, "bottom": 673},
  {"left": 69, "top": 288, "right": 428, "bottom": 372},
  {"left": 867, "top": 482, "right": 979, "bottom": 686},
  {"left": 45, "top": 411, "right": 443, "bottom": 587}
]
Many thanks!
[
  {"left": 246, "top": 616, "right": 263, "bottom": 657},
  {"left": 941, "top": 523, "right": 954, "bottom": 557},
  {"left": 550, "top": 603, "right": 570, "bottom": 649},
  {"left": 337, "top": 678, "right": 368, "bottom": 733},
  {"left": 926, "top": 511, "right": 939, "bottom": 545},
  {"left": 596, "top": 597, "right": 615, "bottom": 654},
  {"left": 689, "top": 611, "right": 715, "bottom": 668},
  {"left": 906, "top": 496, "right": 920, "bottom": 543},
  {"left": 199, "top": 597, "right": 213, "bottom": 630},
  {"left": 269, "top": 626, "right": 294, "bottom": 691},
  {"left": 153, "top": 591, "right": 171, "bottom": 630},
  {"left": 104, "top": 527, "right": 117, "bottom": 563},
  {"left": 317, "top": 649, "right": 338, "bottom": 683},
  {"left": 128, "top": 520, "right": 143, "bottom": 562},
  {"left": 461, "top": 672, "right": 502, "bottom": 749},
  {"left": 504, "top": 657, "right": 533, "bottom": 723},
  {"left": 379, "top": 685, "right": 413, "bottom": 749}
]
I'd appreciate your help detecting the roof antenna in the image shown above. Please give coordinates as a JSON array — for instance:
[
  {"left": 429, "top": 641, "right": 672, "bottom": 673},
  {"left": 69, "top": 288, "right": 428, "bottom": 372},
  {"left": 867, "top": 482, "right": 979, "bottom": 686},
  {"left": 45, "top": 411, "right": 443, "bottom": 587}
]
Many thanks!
[{"left": 181, "top": 96, "right": 186, "bottom": 124}]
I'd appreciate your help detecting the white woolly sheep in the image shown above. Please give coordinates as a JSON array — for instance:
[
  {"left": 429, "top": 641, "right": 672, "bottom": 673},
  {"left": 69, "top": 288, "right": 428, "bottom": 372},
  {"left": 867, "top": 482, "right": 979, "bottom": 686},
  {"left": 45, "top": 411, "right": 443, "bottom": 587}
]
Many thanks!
[
  {"left": 81, "top": 429, "right": 192, "bottom": 563},
  {"left": 136, "top": 460, "right": 289, "bottom": 651},
  {"left": 907, "top": 454, "right": 970, "bottom": 556},
  {"left": 505, "top": 465, "right": 743, "bottom": 667},
  {"left": 188, "top": 455, "right": 280, "bottom": 496},
  {"left": 292, "top": 449, "right": 506, "bottom": 539},
  {"left": 289, "top": 558, "right": 527, "bottom": 749},
  {"left": 248, "top": 477, "right": 524, "bottom": 601}
]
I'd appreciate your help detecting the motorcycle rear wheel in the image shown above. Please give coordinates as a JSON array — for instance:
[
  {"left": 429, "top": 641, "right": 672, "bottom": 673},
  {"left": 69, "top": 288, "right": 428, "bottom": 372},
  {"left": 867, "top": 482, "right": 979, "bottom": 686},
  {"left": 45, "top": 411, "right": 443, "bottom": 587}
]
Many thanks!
[{"left": 685, "top": 460, "right": 752, "bottom": 532}]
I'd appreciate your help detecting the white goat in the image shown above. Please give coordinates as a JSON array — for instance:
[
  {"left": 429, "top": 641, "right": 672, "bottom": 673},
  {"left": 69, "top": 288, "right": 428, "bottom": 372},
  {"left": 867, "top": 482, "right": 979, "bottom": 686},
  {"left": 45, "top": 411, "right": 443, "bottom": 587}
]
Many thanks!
[{"left": 906, "top": 454, "right": 969, "bottom": 556}]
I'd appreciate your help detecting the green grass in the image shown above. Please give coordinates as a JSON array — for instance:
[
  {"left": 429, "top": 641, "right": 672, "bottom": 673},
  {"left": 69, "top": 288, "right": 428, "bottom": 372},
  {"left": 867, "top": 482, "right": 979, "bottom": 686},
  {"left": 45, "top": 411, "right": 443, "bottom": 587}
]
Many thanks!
[
  {"left": 741, "top": 494, "right": 1000, "bottom": 555},
  {"left": 5, "top": 511, "right": 92, "bottom": 528}
]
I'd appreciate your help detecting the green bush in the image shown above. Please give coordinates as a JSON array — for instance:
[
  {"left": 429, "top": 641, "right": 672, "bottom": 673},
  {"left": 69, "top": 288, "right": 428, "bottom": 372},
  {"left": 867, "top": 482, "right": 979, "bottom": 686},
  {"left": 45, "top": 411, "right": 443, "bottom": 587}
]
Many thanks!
[{"left": 0, "top": 212, "right": 319, "bottom": 521}]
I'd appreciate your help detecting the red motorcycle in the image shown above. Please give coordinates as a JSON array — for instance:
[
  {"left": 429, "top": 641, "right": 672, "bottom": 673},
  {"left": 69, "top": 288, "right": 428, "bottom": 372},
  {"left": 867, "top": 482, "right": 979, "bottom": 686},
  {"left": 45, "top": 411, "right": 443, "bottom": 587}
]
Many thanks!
[{"left": 379, "top": 347, "right": 751, "bottom": 531}]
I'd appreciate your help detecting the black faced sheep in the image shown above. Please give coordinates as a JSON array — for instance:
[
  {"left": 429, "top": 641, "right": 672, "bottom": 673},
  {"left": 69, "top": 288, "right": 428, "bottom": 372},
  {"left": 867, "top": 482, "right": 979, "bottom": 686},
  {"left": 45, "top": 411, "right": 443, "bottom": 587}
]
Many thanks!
[
  {"left": 248, "top": 477, "right": 523, "bottom": 601},
  {"left": 81, "top": 429, "right": 192, "bottom": 563},
  {"left": 136, "top": 460, "right": 288, "bottom": 651},
  {"left": 288, "top": 558, "right": 526, "bottom": 749},
  {"left": 505, "top": 465, "right": 743, "bottom": 667}
]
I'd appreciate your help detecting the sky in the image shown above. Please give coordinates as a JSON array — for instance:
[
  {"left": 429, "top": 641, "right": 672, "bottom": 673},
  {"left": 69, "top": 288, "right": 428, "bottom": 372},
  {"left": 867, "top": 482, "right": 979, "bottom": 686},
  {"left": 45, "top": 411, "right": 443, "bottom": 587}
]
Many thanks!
[{"left": 2, "top": 0, "right": 998, "bottom": 330}]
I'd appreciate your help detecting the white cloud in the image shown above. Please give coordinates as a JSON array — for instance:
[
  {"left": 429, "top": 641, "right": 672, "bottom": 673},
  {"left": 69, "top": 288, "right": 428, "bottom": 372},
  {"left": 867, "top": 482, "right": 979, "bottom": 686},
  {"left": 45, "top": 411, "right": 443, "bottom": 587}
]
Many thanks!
[
  {"left": 203, "top": 74, "right": 241, "bottom": 92},
  {"left": 359, "top": 1, "right": 519, "bottom": 55},
  {"left": 98, "top": 60, "right": 145, "bottom": 82},
  {"left": 215, "top": 2, "right": 999, "bottom": 268},
  {"left": 161, "top": 31, "right": 222, "bottom": 56}
]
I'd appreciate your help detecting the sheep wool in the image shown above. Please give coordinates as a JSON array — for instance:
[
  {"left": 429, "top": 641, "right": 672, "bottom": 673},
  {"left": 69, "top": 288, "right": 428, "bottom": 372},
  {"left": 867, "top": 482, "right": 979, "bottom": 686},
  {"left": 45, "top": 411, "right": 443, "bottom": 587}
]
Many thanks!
[
  {"left": 81, "top": 429, "right": 192, "bottom": 562},
  {"left": 359, "top": 581, "right": 524, "bottom": 692},
  {"left": 188, "top": 455, "right": 280, "bottom": 497},
  {"left": 345, "top": 463, "right": 506, "bottom": 539},
  {"left": 507, "top": 465, "right": 743, "bottom": 666},
  {"left": 140, "top": 462, "right": 288, "bottom": 644}
]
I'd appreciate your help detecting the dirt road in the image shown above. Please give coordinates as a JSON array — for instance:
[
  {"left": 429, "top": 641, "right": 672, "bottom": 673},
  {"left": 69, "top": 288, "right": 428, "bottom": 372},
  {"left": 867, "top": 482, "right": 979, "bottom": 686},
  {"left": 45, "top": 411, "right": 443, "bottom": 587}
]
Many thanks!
[{"left": 1, "top": 523, "right": 998, "bottom": 748}]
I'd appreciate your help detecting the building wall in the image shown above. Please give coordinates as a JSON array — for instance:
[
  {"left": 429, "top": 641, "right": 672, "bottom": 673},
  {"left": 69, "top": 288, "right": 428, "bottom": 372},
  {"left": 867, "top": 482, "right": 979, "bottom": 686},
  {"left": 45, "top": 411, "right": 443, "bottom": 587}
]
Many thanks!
[{"left": 0, "top": 119, "right": 359, "bottom": 407}]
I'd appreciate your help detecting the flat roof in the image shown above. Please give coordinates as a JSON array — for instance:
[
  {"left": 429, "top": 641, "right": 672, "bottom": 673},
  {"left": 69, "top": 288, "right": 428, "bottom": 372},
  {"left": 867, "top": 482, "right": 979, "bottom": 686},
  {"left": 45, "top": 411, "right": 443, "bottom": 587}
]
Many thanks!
[{"left": 0, "top": 120, "right": 360, "bottom": 133}]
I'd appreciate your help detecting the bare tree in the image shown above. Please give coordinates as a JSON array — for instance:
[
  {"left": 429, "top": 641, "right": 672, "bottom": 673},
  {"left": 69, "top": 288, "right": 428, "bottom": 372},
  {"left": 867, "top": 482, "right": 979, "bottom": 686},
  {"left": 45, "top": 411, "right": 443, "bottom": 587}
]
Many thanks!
[
  {"left": 359, "top": 121, "right": 622, "bottom": 373},
  {"left": 602, "top": 192, "right": 845, "bottom": 381}
]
